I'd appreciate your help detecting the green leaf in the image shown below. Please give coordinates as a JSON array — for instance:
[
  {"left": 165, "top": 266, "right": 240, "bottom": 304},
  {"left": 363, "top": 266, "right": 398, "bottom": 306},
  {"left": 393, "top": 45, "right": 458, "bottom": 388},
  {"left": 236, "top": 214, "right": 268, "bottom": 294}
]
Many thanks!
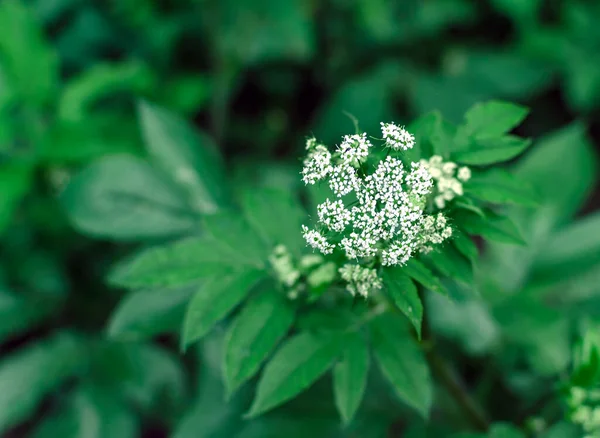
[
  {"left": 463, "top": 101, "right": 529, "bottom": 139},
  {"left": 0, "top": 163, "right": 33, "bottom": 234},
  {"left": 246, "top": 331, "right": 345, "bottom": 418},
  {"left": 62, "top": 155, "right": 197, "bottom": 241},
  {"left": 0, "top": 334, "right": 83, "bottom": 431},
  {"left": 108, "top": 285, "right": 195, "bottom": 340},
  {"left": 182, "top": 269, "right": 266, "bottom": 349},
  {"left": 0, "top": 0, "right": 57, "bottom": 106},
  {"left": 203, "top": 213, "right": 270, "bottom": 265},
  {"left": 109, "top": 234, "right": 261, "bottom": 289},
  {"left": 405, "top": 111, "right": 443, "bottom": 161},
  {"left": 453, "top": 136, "right": 531, "bottom": 166},
  {"left": 452, "top": 229, "right": 479, "bottom": 263},
  {"left": 33, "top": 388, "right": 138, "bottom": 438},
  {"left": 242, "top": 188, "right": 306, "bottom": 256},
  {"left": 425, "top": 244, "right": 473, "bottom": 285},
  {"left": 456, "top": 209, "right": 526, "bottom": 245},
  {"left": 532, "top": 211, "right": 600, "bottom": 283},
  {"left": 333, "top": 332, "right": 369, "bottom": 425},
  {"left": 465, "top": 169, "right": 539, "bottom": 206},
  {"left": 370, "top": 314, "right": 432, "bottom": 418},
  {"left": 382, "top": 268, "right": 423, "bottom": 339},
  {"left": 59, "top": 62, "right": 154, "bottom": 122},
  {"left": 138, "top": 100, "right": 229, "bottom": 214},
  {"left": 402, "top": 259, "right": 445, "bottom": 295},
  {"left": 224, "top": 289, "right": 295, "bottom": 396},
  {"left": 488, "top": 423, "right": 526, "bottom": 438},
  {"left": 0, "top": 288, "right": 57, "bottom": 342}
]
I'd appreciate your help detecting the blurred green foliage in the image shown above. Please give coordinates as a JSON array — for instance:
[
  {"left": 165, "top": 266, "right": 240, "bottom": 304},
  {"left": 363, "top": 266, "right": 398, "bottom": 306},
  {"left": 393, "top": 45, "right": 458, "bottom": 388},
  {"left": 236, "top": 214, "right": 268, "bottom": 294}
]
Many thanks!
[{"left": 1, "top": 0, "right": 600, "bottom": 436}]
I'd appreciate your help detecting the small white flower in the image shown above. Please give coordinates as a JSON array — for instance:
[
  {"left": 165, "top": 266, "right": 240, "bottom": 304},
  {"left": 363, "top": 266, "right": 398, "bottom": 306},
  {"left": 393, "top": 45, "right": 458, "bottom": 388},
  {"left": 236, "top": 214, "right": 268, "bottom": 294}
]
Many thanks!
[
  {"left": 429, "top": 155, "right": 443, "bottom": 167},
  {"left": 328, "top": 163, "right": 359, "bottom": 197},
  {"left": 457, "top": 166, "right": 471, "bottom": 182},
  {"left": 442, "top": 162, "right": 457, "bottom": 176},
  {"left": 302, "top": 225, "right": 335, "bottom": 254},
  {"left": 434, "top": 195, "right": 446, "bottom": 209},
  {"left": 380, "top": 122, "right": 415, "bottom": 150},
  {"left": 318, "top": 199, "right": 352, "bottom": 232},
  {"left": 302, "top": 145, "right": 333, "bottom": 185},
  {"left": 338, "top": 133, "right": 372, "bottom": 165},
  {"left": 450, "top": 179, "right": 464, "bottom": 196},
  {"left": 339, "top": 263, "right": 382, "bottom": 297}
]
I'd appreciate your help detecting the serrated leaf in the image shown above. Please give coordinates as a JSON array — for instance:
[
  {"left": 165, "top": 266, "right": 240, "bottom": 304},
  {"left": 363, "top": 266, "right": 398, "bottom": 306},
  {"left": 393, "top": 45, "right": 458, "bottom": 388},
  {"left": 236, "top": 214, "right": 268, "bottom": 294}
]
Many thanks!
[
  {"left": 241, "top": 188, "right": 306, "bottom": 256},
  {"left": 333, "top": 332, "right": 369, "bottom": 425},
  {"left": 182, "top": 269, "right": 265, "bottom": 349},
  {"left": 138, "top": 100, "right": 229, "bottom": 213},
  {"left": 246, "top": 332, "right": 345, "bottom": 418},
  {"left": 453, "top": 136, "right": 531, "bottom": 165},
  {"left": 370, "top": 314, "right": 432, "bottom": 418},
  {"left": 402, "top": 259, "right": 445, "bottom": 295},
  {"left": 405, "top": 111, "right": 442, "bottom": 161},
  {"left": 465, "top": 169, "right": 539, "bottom": 206},
  {"left": 62, "top": 155, "right": 197, "bottom": 241},
  {"left": 0, "top": 334, "right": 83, "bottom": 431},
  {"left": 463, "top": 101, "right": 529, "bottom": 139},
  {"left": 456, "top": 209, "right": 526, "bottom": 245},
  {"left": 108, "top": 285, "right": 195, "bottom": 340},
  {"left": 382, "top": 268, "right": 423, "bottom": 339},
  {"left": 32, "top": 388, "right": 138, "bottom": 438},
  {"left": 224, "top": 289, "right": 295, "bottom": 396}
]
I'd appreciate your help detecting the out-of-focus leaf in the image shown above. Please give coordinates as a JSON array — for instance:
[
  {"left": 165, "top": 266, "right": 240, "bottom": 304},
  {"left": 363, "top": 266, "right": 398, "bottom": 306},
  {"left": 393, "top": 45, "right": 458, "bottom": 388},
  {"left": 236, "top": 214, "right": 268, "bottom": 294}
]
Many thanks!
[
  {"left": 59, "top": 62, "right": 154, "bottom": 122},
  {"left": 0, "top": 334, "right": 84, "bottom": 431},
  {"left": 217, "top": 0, "right": 315, "bottom": 65},
  {"left": 224, "top": 289, "right": 295, "bottom": 396},
  {"left": 312, "top": 64, "right": 401, "bottom": 145},
  {"left": 61, "top": 155, "right": 197, "bottom": 240},
  {"left": 241, "top": 188, "right": 306, "bottom": 256},
  {"left": 452, "top": 229, "right": 478, "bottom": 263},
  {"left": 0, "top": 0, "right": 58, "bottom": 106},
  {"left": 370, "top": 314, "right": 432, "bottom": 417},
  {"left": 33, "top": 388, "right": 138, "bottom": 438},
  {"left": 333, "top": 331, "right": 369, "bottom": 425},
  {"left": 382, "top": 268, "right": 423, "bottom": 339},
  {"left": 108, "top": 285, "right": 195, "bottom": 340},
  {"left": 182, "top": 269, "right": 266, "bottom": 348},
  {"left": 456, "top": 209, "right": 526, "bottom": 246},
  {"left": 138, "top": 101, "right": 229, "bottom": 214},
  {"left": 0, "top": 163, "right": 33, "bottom": 234},
  {"left": 246, "top": 331, "right": 345, "bottom": 418},
  {"left": 425, "top": 244, "right": 473, "bottom": 285},
  {"left": 0, "top": 287, "right": 56, "bottom": 342},
  {"left": 488, "top": 423, "right": 526, "bottom": 438}
]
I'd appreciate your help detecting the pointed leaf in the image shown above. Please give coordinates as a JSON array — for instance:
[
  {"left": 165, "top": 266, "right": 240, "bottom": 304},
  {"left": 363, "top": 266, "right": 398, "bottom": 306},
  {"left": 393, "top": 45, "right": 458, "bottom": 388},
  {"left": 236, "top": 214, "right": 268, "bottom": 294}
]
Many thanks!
[
  {"left": 453, "top": 136, "right": 531, "bottom": 165},
  {"left": 382, "top": 268, "right": 423, "bottom": 339},
  {"left": 465, "top": 169, "right": 539, "bottom": 206},
  {"left": 138, "top": 101, "right": 228, "bottom": 213},
  {"left": 457, "top": 209, "right": 526, "bottom": 245},
  {"left": 370, "top": 314, "right": 432, "bottom": 418},
  {"left": 182, "top": 269, "right": 265, "bottom": 348},
  {"left": 224, "top": 289, "right": 295, "bottom": 395},
  {"left": 402, "top": 259, "right": 445, "bottom": 295},
  {"left": 425, "top": 244, "right": 473, "bottom": 285},
  {"left": 463, "top": 101, "right": 529, "bottom": 139},
  {"left": 452, "top": 229, "right": 479, "bottom": 263},
  {"left": 333, "top": 332, "right": 369, "bottom": 425},
  {"left": 246, "top": 332, "right": 345, "bottom": 417}
]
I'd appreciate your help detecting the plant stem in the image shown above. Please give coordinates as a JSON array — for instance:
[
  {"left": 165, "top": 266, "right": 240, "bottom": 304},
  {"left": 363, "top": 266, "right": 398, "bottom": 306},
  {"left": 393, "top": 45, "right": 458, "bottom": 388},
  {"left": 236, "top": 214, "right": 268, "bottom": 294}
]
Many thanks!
[{"left": 426, "top": 346, "right": 490, "bottom": 432}]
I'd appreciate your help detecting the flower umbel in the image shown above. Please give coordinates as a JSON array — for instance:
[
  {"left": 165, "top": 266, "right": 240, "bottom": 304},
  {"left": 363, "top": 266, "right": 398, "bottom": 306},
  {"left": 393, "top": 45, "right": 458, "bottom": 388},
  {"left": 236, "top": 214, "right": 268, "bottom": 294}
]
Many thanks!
[{"left": 300, "top": 123, "right": 453, "bottom": 293}]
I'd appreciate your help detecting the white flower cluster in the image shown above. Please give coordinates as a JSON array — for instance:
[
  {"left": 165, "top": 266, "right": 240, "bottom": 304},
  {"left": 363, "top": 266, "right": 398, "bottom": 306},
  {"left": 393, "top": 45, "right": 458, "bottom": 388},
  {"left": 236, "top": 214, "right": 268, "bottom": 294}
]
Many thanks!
[
  {"left": 301, "top": 124, "right": 453, "bottom": 275},
  {"left": 269, "top": 245, "right": 300, "bottom": 287},
  {"left": 569, "top": 387, "right": 600, "bottom": 437},
  {"left": 301, "top": 140, "right": 333, "bottom": 185},
  {"left": 380, "top": 122, "right": 415, "bottom": 150},
  {"left": 339, "top": 263, "right": 382, "bottom": 298},
  {"left": 420, "top": 155, "right": 471, "bottom": 209}
]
